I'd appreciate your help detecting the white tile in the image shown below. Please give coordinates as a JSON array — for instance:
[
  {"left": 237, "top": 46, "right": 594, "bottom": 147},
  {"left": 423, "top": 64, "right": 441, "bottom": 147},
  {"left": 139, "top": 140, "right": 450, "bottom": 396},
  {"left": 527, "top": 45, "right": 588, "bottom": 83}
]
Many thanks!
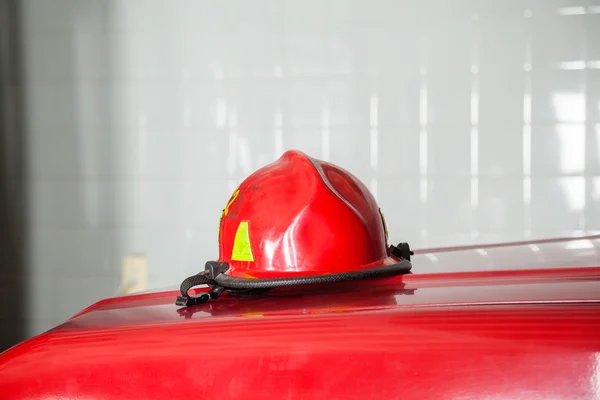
[
  {"left": 377, "top": 179, "right": 423, "bottom": 242},
  {"left": 56, "top": 125, "right": 143, "bottom": 179},
  {"left": 107, "top": 0, "right": 175, "bottom": 33},
  {"left": 114, "top": 229, "right": 185, "bottom": 285},
  {"left": 136, "top": 181, "right": 187, "bottom": 227},
  {"left": 287, "top": 80, "right": 326, "bottom": 126},
  {"left": 180, "top": 130, "right": 231, "bottom": 180},
  {"left": 53, "top": 229, "right": 118, "bottom": 277},
  {"left": 478, "top": 178, "right": 525, "bottom": 233},
  {"left": 182, "top": 0, "right": 277, "bottom": 32},
  {"left": 110, "top": 32, "right": 187, "bottom": 80},
  {"left": 586, "top": 177, "right": 600, "bottom": 230},
  {"left": 233, "top": 130, "right": 280, "bottom": 173},
  {"left": 425, "top": 13, "right": 474, "bottom": 127},
  {"left": 52, "top": 181, "right": 114, "bottom": 228},
  {"left": 46, "top": 129, "right": 127, "bottom": 181},
  {"left": 531, "top": 177, "right": 585, "bottom": 230},
  {"left": 71, "top": 34, "right": 112, "bottom": 81},
  {"left": 478, "top": 7, "right": 528, "bottom": 69},
  {"left": 135, "top": 180, "right": 228, "bottom": 229},
  {"left": 53, "top": 132, "right": 84, "bottom": 178},
  {"left": 232, "top": 81, "right": 278, "bottom": 129},
  {"left": 135, "top": 228, "right": 220, "bottom": 286},
  {"left": 378, "top": 126, "right": 420, "bottom": 179},
  {"left": 107, "top": 84, "right": 147, "bottom": 129},
  {"left": 169, "top": 0, "right": 219, "bottom": 32},
  {"left": 329, "top": 125, "right": 370, "bottom": 172},
  {"left": 23, "top": 0, "right": 107, "bottom": 33},
  {"left": 328, "top": 79, "right": 367, "bottom": 127},
  {"left": 531, "top": 124, "right": 585, "bottom": 176},
  {"left": 108, "top": 128, "right": 145, "bottom": 178},
  {"left": 344, "top": 0, "right": 388, "bottom": 23},
  {"left": 27, "top": 131, "right": 58, "bottom": 178},
  {"left": 27, "top": 273, "right": 55, "bottom": 323},
  {"left": 29, "top": 181, "right": 56, "bottom": 228},
  {"left": 147, "top": 275, "right": 178, "bottom": 292},
  {"left": 352, "top": 24, "right": 424, "bottom": 75},
  {"left": 29, "top": 228, "right": 60, "bottom": 275},
  {"left": 479, "top": 125, "right": 524, "bottom": 176},
  {"left": 531, "top": 70, "right": 585, "bottom": 123},
  {"left": 141, "top": 132, "right": 187, "bottom": 179},
  {"left": 30, "top": 179, "right": 114, "bottom": 228},
  {"left": 376, "top": 72, "right": 420, "bottom": 128},
  {"left": 283, "top": 0, "right": 326, "bottom": 26},
  {"left": 588, "top": 71, "right": 600, "bottom": 123},
  {"left": 22, "top": 0, "right": 77, "bottom": 33},
  {"left": 24, "top": 35, "right": 74, "bottom": 83},
  {"left": 182, "top": 83, "right": 220, "bottom": 130},
  {"left": 427, "top": 70, "right": 472, "bottom": 126},
  {"left": 588, "top": 124, "right": 600, "bottom": 174},
  {"left": 322, "top": 33, "right": 355, "bottom": 77},
  {"left": 179, "top": 180, "right": 231, "bottom": 229},
  {"left": 478, "top": 69, "right": 526, "bottom": 125},
  {"left": 428, "top": 126, "right": 471, "bottom": 177},
  {"left": 232, "top": 29, "right": 276, "bottom": 79},
  {"left": 27, "top": 84, "right": 76, "bottom": 130},
  {"left": 531, "top": 10, "right": 586, "bottom": 65},
  {"left": 53, "top": 129, "right": 107, "bottom": 178},
  {"left": 283, "top": 32, "right": 327, "bottom": 77},
  {"left": 111, "top": 181, "right": 140, "bottom": 226},
  {"left": 426, "top": 178, "right": 475, "bottom": 234},
  {"left": 131, "top": 83, "right": 186, "bottom": 132},
  {"left": 42, "top": 127, "right": 139, "bottom": 181},
  {"left": 589, "top": 15, "right": 600, "bottom": 61},
  {"left": 70, "top": 85, "right": 113, "bottom": 131}
]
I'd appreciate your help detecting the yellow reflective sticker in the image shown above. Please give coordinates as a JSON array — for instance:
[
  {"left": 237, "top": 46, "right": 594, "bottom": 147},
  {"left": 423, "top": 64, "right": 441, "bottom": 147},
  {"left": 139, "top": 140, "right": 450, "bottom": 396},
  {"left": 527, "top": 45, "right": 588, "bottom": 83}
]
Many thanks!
[
  {"left": 379, "top": 208, "right": 389, "bottom": 248},
  {"left": 231, "top": 221, "right": 254, "bottom": 262},
  {"left": 223, "top": 189, "right": 240, "bottom": 218},
  {"left": 218, "top": 189, "right": 240, "bottom": 241}
]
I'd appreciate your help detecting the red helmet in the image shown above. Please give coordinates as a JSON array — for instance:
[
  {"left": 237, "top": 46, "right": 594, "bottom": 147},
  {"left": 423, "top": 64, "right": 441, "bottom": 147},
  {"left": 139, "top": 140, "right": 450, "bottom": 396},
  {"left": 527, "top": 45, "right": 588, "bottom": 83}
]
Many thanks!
[{"left": 177, "top": 150, "right": 412, "bottom": 306}]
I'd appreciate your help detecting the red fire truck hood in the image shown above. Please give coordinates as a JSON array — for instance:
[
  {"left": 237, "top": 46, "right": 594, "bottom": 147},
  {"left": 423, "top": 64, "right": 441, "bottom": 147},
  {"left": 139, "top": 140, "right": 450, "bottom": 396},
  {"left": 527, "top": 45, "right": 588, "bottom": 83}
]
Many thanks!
[{"left": 0, "top": 239, "right": 600, "bottom": 400}]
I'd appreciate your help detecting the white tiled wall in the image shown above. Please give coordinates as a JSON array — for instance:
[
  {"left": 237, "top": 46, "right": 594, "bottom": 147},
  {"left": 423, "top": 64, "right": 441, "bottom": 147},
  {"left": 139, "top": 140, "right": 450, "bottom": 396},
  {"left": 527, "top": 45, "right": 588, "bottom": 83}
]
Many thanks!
[{"left": 22, "top": 0, "right": 600, "bottom": 335}]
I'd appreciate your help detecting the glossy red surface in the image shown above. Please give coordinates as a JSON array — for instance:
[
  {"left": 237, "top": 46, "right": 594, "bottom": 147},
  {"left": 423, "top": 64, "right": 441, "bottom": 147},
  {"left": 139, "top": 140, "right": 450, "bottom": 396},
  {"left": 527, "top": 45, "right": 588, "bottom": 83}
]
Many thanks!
[
  {"left": 217, "top": 150, "right": 397, "bottom": 278},
  {"left": 1, "top": 261, "right": 599, "bottom": 399}
]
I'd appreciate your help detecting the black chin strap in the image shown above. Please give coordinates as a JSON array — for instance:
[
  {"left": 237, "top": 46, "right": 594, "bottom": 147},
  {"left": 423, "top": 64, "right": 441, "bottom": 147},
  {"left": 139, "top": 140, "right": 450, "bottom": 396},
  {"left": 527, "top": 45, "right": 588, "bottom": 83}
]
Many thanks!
[{"left": 176, "top": 242, "right": 414, "bottom": 307}]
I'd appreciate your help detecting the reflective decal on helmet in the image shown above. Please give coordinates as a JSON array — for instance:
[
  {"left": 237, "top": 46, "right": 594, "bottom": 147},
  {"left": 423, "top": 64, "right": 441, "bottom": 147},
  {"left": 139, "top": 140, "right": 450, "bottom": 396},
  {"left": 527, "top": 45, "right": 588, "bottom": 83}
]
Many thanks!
[
  {"left": 223, "top": 189, "right": 240, "bottom": 218},
  {"left": 379, "top": 208, "right": 389, "bottom": 248},
  {"left": 219, "top": 188, "right": 241, "bottom": 241},
  {"left": 231, "top": 221, "right": 254, "bottom": 262}
]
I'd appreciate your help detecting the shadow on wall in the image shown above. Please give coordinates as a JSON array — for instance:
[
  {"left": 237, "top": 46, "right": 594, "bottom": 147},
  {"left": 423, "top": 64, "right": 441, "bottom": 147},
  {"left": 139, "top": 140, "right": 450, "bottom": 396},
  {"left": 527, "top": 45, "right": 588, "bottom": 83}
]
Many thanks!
[
  {"left": 23, "top": 1, "right": 119, "bottom": 336},
  {"left": 0, "top": 0, "right": 27, "bottom": 352}
]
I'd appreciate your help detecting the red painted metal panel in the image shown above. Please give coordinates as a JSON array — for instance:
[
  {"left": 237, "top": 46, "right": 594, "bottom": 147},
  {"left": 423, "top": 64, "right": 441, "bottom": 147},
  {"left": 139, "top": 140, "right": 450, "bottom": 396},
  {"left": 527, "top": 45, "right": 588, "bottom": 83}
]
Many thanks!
[{"left": 1, "top": 238, "right": 599, "bottom": 399}]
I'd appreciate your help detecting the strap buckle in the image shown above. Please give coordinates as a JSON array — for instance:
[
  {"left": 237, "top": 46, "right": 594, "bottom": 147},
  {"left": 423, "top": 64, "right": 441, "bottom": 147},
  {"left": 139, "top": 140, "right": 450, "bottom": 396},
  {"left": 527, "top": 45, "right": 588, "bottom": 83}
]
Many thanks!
[
  {"left": 389, "top": 242, "right": 414, "bottom": 261},
  {"left": 176, "top": 285, "right": 225, "bottom": 307},
  {"left": 175, "top": 262, "right": 230, "bottom": 307}
]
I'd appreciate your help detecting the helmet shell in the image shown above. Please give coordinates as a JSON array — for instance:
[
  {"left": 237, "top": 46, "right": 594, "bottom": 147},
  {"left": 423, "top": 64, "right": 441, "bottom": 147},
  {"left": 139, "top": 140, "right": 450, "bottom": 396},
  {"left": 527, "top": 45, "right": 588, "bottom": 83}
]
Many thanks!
[{"left": 217, "top": 150, "right": 398, "bottom": 278}]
